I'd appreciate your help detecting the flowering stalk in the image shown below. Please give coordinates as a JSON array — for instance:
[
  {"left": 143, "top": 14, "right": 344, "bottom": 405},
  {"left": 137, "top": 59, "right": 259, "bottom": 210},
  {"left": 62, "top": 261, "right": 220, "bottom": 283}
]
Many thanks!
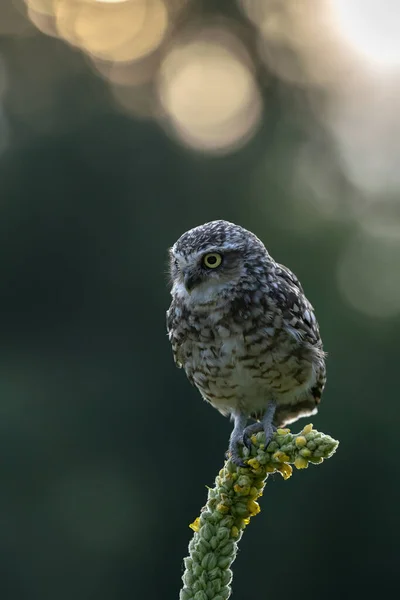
[{"left": 180, "top": 424, "right": 339, "bottom": 600}]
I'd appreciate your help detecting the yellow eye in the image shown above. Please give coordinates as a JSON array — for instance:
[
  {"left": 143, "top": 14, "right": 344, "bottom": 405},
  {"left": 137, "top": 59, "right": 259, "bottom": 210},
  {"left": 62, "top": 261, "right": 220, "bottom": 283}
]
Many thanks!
[{"left": 203, "top": 253, "right": 222, "bottom": 268}]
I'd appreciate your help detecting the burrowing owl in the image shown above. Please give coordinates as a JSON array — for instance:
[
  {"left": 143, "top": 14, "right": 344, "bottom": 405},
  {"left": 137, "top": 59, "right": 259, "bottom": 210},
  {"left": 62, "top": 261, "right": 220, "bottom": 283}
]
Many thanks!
[{"left": 167, "top": 220, "right": 326, "bottom": 466}]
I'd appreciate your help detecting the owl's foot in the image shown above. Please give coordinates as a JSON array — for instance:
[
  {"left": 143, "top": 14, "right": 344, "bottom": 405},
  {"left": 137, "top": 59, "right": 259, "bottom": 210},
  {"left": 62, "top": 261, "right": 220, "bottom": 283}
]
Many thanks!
[
  {"left": 243, "top": 422, "right": 277, "bottom": 449},
  {"left": 227, "top": 412, "right": 248, "bottom": 467},
  {"left": 243, "top": 421, "right": 263, "bottom": 448},
  {"left": 243, "top": 402, "right": 277, "bottom": 449},
  {"left": 227, "top": 441, "right": 247, "bottom": 467}
]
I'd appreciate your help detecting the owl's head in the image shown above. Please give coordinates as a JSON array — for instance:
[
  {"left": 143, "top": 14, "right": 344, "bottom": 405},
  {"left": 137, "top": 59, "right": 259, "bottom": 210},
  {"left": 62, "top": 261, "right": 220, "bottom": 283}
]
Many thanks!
[{"left": 169, "top": 220, "right": 269, "bottom": 304}]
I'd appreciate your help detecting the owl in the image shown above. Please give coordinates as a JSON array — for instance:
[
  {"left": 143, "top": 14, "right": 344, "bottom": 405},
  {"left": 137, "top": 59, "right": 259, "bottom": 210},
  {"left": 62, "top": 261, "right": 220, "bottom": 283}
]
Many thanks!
[{"left": 166, "top": 220, "right": 326, "bottom": 466}]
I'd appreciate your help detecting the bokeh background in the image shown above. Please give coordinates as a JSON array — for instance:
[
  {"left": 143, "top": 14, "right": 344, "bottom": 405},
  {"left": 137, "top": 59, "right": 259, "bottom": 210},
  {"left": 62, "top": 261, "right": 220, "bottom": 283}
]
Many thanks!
[{"left": 0, "top": 1, "right": 399, "bottom": 598}]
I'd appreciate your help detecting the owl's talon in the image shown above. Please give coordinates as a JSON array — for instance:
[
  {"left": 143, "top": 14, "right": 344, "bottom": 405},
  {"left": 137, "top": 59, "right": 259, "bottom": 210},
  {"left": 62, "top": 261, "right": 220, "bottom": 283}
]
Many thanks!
[
  {"left": 243, "top": 422, "right": 263, "bottom": 449},
  {"left": 228, "top": 444, "right": 248, "bottom": 468},
  {"left": 243, "top": 404, "right": 278, "bottom": 448},
  {"left": 243, "top": 437, "right": 251, "bottom": 450}
]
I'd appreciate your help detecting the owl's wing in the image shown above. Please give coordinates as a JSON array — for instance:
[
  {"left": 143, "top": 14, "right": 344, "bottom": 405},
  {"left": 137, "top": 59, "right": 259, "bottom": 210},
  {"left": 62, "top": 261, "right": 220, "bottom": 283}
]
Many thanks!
[
  {"left": 270, "top": 263, "right": 321, "bottom": 347},
  {"left": 166, "top": 307, "right": 184, "bottom": 369}
]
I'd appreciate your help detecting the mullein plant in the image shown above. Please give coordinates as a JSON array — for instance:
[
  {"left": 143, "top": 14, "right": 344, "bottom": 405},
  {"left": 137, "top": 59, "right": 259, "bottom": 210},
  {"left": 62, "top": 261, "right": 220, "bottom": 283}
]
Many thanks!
[{"left": 180, "top": 424, "right": 339, "bottom": 600}]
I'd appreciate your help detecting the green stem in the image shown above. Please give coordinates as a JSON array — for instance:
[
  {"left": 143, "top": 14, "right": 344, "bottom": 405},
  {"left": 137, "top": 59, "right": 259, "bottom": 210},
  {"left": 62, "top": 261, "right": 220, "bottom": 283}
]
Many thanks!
[{"left": 180, "top": 424, "right": 339, "bottom": 600}]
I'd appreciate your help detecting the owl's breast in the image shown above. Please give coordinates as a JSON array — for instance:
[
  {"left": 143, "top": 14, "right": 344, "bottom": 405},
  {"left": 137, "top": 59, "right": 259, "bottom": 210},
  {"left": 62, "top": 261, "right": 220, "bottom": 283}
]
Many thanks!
[
  {"left": 180, "top": 328, "right": 244, "bottom": 415},
  {"left": 180, "top": 321, "right": 241, "bottom": 377},
  {"left": 179, "top": 315, "right": 318, "bottom": 417},
  {"left": 179, "top": 319, "right": 271, "bottom": 413}
]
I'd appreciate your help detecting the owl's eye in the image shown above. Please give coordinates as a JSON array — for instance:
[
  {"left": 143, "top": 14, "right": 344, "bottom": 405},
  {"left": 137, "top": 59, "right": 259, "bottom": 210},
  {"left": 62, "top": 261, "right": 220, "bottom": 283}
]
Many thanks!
[{"left": 203, "top": 253, "right": 222, "bottom": 269}]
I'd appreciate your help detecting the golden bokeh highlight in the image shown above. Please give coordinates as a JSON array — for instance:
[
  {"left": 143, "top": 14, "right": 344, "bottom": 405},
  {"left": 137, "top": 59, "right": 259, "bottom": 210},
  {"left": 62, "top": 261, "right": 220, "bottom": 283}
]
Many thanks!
[
  {"left": 26, "top": 5, "right": 58, "bottom": 37},
  {"left": 25, "top": 0, "right": 170, "bottom": 62},
  {"left": 237, "top": 0, "right": 400, "bottom": 242},
  {"left": 238, "top": 0, "right": 351, "bottom": 88},
  {"left": 323, "top": 74, "right": 400, "bottom": 195},
  {"left": 157, "top": 26, "right": 263, "bottom": 153},
  {"left": 18, "top": 0, "right": 400, "bottom": 177},
  {"left": 25, "top": 0, "right": 55, "bottom": 15}
]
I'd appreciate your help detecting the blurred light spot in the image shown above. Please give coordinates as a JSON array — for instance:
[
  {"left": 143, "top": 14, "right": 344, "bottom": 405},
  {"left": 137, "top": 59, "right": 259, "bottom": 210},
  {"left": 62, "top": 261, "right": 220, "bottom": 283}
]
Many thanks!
[
  {"left": 338, "top": 229, "right": 400, "bottom": 318},
  {"left": 157, "top": 27, "right": 262, "bottom": 154},
  {"left": 239, "top": 0, "right": 348, "bottom": 89},
  {"left": 239, "top": 2, "right": 400, "bottom": 197},
  {"left": 50, "top": 464, "right": 147, "bottom": 551},
  {"left": 26, "top": 6, "right": 58, "bottom": 37},
  {"left": 329, "top": 0, "right": 400, "bottom": 70},
  {"left": 52, "top": 0, "right": 169, "bottom": 62},
  {"left": 25, "top": 0, "right": 55, "bottom": 15},
  {"left": 293, "top": 142, "right": 362, "bottom": 223},
  {"left": 325, "top": 76, "right": 400, "bottom": 194}
]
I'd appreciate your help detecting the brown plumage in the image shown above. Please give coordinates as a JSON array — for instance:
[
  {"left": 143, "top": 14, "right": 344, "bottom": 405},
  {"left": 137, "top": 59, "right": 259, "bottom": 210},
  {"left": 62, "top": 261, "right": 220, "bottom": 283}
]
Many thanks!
[{"left": 167, "top": 220, "right": 326, "bottom": 465}]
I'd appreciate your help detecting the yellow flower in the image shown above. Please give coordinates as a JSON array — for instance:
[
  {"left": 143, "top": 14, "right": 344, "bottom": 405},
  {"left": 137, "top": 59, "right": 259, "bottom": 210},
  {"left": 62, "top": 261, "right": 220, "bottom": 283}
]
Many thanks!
[
  {"left": 247, "top": 458, "right": 260, "bottom": 470},
  {"left": 294, "top": 457, "right": 309, "bottom": 470},
  {"left": 272, "top": 451, "right": 290, "bottom": 462},
  {"left": 301, "top": 423, "right": 313, "bottom": 435},
  {"left": 295, "top": 436, "right": 307, "bottom": 448},
  {"left": 278, "top": 463, "right": 293, "bottom": 480},
  {"left": 248, "top": 500, "right": 261, "bottom": 516},
  {"left": 189, "top": 517, "right": 200, "bottom": 532},
  {"left": 234, "top": 484, "right": 251, "bottom": 496}
]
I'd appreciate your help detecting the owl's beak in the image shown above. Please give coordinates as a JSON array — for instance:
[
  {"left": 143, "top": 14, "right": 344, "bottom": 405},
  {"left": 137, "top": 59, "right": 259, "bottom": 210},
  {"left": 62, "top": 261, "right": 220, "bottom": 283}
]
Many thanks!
[{"left": 184, "top": 271, "right": 200, "bottom": 292}]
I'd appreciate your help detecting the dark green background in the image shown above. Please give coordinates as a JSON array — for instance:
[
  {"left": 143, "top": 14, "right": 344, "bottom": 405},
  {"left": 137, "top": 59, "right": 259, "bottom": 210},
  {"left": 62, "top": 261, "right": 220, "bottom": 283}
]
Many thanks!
[{"left": 0, "top": 10, "right": 398, "bottom": 600}]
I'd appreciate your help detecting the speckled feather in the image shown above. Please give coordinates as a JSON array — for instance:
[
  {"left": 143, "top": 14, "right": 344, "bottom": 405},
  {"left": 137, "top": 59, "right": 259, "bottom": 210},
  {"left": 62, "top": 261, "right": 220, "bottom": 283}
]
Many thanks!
[{"left": 166, "top": 220, "right": 326, "bottom": 428}]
